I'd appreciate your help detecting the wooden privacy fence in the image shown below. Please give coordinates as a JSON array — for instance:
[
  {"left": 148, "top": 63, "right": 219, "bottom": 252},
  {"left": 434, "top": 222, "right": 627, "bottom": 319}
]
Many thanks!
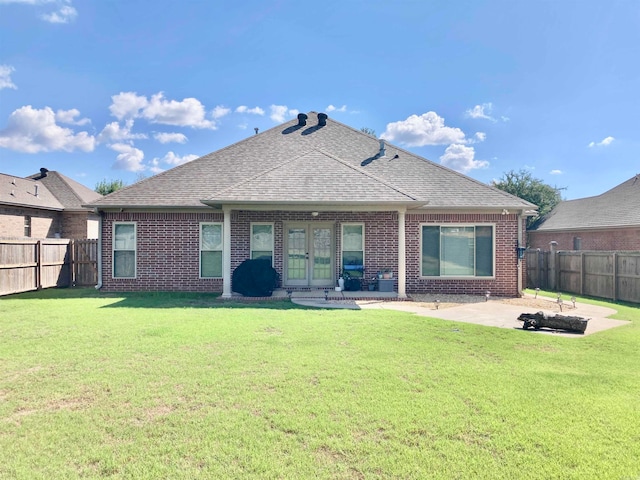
[
  {"left": 0, "top": 239, "right": 97, "bottom": 296},
  {"left": 526, "top": 249, "right": 640, "bottom": 304}
]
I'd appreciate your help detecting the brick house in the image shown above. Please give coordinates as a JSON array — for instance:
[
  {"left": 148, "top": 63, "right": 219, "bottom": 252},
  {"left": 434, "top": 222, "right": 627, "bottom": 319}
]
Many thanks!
[
  {"left": 89, "top": 112, "right": 536, "bottom": 297},
  {"left": 1, "top": 169, "right": 101, "bottom": 239},
  {"left": 528, "top": 175, "right": 640, "bottom": 251}
]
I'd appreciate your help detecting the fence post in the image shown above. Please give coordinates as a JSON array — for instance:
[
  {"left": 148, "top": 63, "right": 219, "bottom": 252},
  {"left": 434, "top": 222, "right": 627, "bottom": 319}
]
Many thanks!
[
  {"left": 612, "top": 252, "right": 617, "bottom": 302},
  {"left": 548, "top": 241, "right": 558, "bottom": 291},
  {"left": 36, "top": 240, "right": 42, "bottom": 290},
  {"left": 580, "top": 252, "right": 585, "bottom": 295},
  {"left": 69, "top": 240, "right": 75, "bottom": 287}
]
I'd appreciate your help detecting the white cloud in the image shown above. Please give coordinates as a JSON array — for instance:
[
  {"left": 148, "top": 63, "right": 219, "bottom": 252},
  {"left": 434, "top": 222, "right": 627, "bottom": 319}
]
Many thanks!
[
  {"left": 143, "top": 93, "right": 215, "bottom": 129},
  {"left": 153, "top": 132, "right": 187, "bottom": 144},
  {"left": 465, "top": 103, "right": 495, "bottom": 121},
  {"left": 326, "top": 104, "right": 347, "bottom": 113},
  {"left": 380, "top": 112, "right": 467, "bottom": 147},
  {"left": 270, "top": 105, "right": 297, "bottom": 123},
  {"left": 236, "top": 106, "right": 264, "bottom": 115},
  {"left": 154, "top": 151, "right": 199, "bottom": 166},
  {"left": 588, "top": 136, "right": 615, "bottom": 148},
  {"left": 211, "top": 105, "right": 231, "bottom": 119},
  {"left": 108, "top": 91, "right": 216, "bottom": 129},
  {"left": 0, "top": 105, "right": 94, "bottom": 153},
  {"left": 0, "top": 65, "right": 17, "bottom": 90},
  {"left": 109, "top": 92, "right": 149, "bottom": 120},
  {"left": 473, "top": 132, "right": 486, "bottom": 142},
  {"left": 40, "top": 3, "right": 77, "bottom": 23},
  {"left": 98, "top": 119, "right": 147, "bottom": 143},
  {"left": 109, "top": 143, "right": 145, "bottom": 172},
  {"left": 550, "top": 169, "right": 563, "bottom": 175},
  {"left": 439, "top": 144, "right": 489, "bottom": 173},
  {"left": 55, "top": 108, "right": 90, "bottom": 126}
]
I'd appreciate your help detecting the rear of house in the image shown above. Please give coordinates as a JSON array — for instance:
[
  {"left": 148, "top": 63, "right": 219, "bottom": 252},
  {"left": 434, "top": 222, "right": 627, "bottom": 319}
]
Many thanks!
[{"left": 90, "top": 112, "right": 535, "bottom": 297}]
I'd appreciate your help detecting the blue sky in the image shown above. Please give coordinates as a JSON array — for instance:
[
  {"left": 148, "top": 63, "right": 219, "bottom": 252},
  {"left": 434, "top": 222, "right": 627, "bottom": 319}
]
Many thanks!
[{"left": 0, "top": 0, "right": 638, "bottom": 200}]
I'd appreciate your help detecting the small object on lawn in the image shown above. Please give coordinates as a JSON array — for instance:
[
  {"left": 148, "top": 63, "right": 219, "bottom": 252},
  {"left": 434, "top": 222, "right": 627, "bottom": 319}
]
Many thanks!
[
  {"left": 558, "top": 298, "right": 563, "bottom": 312},
  {"left": 324, "top": 290, "right": 329, "bottom": 301},
  {"left": 571, "top": 296, "right": 576, "bottom": 308},
  {"left": 556, "top": 292, "right": 562, "bottom": 300},
  {"left": 518, "top": 311, "right": 589, "bottom": 334},
  {"left": 535, "top": 288, "right": 540, "bottom": 298},
  {"left": 286, "top": 289, "right": 292, "bottom": 299},
  {"left": 485, "top": 290, "right": 491, "bottom": 302},
  {"left": 434, "top": 299, "right": 439, "bottom": 310}
]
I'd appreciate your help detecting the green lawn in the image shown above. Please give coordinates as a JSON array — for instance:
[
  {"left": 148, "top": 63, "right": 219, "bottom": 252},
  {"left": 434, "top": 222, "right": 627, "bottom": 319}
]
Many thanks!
[{"left": 1, "top": 289, "right": 639, "bottom": 479}]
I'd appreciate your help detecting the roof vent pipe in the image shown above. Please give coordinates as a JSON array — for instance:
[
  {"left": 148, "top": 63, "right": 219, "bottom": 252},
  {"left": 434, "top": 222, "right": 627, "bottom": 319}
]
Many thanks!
[
  {"left": 297, "top": 113, "right": 308, "bottom": 126},
  {"left": 35, "top": 184, "right": 39, "bottom": 197},
  {"left": 254, "top": 127, "right": 259, "bottom": 135},
  {"left": 379, "top": 139, "right": 386, "bottom": 157},
  {"left": 317, "top": 113, "right": 327, "bottom": 126}
]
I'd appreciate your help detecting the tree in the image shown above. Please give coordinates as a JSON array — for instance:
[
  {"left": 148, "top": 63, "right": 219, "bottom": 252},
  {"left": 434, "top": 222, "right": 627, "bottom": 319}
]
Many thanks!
[
  {"left": 360, "top": 127, "right": 376, "bottom": 137},
  {"left": 95, "top": 179, "right": 126, "bottom": 195},
  {"left": 492, "top": 169, "right": 564, "bottom": 228}
]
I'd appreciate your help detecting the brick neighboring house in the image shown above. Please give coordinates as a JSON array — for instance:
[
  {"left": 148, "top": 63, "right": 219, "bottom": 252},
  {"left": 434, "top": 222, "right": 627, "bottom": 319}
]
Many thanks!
[
  {"left": 528, "top": 175, "right": 640, "bottom": 251},
  {"left": 88, "top": 112, "right": 536, "bottom": 297},
  {"left": 1, "top": 169, "right": 101, "bottom": 239}
]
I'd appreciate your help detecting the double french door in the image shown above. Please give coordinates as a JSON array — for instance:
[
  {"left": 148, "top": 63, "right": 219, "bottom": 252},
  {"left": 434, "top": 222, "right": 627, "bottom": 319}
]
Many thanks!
[{"left": 284, "top": 223, "right": 334, "bottom": 287}]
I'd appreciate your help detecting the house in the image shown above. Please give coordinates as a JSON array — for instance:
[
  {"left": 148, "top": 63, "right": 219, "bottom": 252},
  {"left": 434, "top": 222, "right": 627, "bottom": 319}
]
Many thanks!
[
  {"left": 528, "top": 175, "right": 640, "bottom": 251},
  {"left": 0, "top": 168, "right": 101, "bottom": 239},
  {"left": 88, "top": 112, "right": 536, "bottom": 297}
]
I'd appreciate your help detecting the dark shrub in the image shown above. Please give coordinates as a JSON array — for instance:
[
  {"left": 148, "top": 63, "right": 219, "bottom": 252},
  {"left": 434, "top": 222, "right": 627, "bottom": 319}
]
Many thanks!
[{"left": 232, "top": 259, "right": 279, "bottom": 297}]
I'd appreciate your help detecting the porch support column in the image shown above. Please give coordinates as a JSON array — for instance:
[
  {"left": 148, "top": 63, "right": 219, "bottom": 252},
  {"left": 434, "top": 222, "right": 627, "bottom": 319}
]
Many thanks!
[
  {"left": 221, "top": 207, "right": 232, "bottom": 298},
  {"left": 397, "top": 208, "right": 407, "bottom": 298}
]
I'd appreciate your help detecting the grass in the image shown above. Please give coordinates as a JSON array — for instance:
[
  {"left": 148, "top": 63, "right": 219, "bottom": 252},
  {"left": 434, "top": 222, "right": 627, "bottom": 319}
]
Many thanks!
[{"left": 1, "top": 288, "right": 639, "bottom": 479}]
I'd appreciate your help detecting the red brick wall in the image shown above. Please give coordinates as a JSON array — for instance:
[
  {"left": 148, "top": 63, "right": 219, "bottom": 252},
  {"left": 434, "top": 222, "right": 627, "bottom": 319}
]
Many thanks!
[
  {"left": 528, "top": 227, "right": 640, "bottom": 251},
  {"left": 100, "top": 210, "right": 521, "bottom": 296}
]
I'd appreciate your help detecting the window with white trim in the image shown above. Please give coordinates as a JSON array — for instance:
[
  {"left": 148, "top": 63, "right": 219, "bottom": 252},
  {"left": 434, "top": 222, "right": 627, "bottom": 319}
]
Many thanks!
[
  {"left": 250, "top": 223, "right": 274, "bottom": 264},
  {"left": 342, "top": 223, "right": 364, "bottom": 277},
  {"left": 421, "top": 224, "right": 494, "bottom": 277},
  {"left": 24, "top": 216, "right": 32, "bottom": 237},
  {"left": 200, "top": 223, "right": 223, "bottom": 278},
  {"left": 113, "top": 222, "right": 136, "bottom": 278}
]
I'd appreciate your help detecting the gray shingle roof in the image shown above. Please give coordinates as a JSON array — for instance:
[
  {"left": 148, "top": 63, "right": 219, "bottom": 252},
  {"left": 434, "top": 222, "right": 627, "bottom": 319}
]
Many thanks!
[
  {"left": 89, "top": 112, "right": 536, "bottom": 210},
  {"left": 27, "top": 170, "right": 101, "bottom": 211},
  {"left": 533, "top": 175, "right": 640, "bottom": 231},
  {"left": 0, "top": 173, "right": 64, "bottom": 211}
]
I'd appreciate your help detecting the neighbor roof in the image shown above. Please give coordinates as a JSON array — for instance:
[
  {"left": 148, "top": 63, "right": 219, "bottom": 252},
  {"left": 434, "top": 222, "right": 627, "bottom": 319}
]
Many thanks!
[
  {"left": 89, "top": 112, "right": 536, "bottom": 211},
  {"left": 27, "top": 170, "right": 102, "bottom": 211},
  {"left": 0, "top": 173, "right": 64, "bottom": 211},
  {"left": 533, "top": 175, "right": 640, "bottom": 231}
]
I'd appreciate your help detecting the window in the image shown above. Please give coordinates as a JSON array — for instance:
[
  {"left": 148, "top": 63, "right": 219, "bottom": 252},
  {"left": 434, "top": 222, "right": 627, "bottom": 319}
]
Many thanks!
[
  {"left": 113, "top": 222, "right": 136, "bottom": 278},
  {"left": 251, "top": 223, "right": 274, "bottom": 264},
  {"left": 421, "top": 224, "right": 494, "bottom": 277},
  {"left": 200, "top": 223, "right": 223, "bottom": 278},
  {"left": 342, "top": 223, "right": 364, "bottom": 276},
  {"left": 24, "top": 216, "right": 31, "bottom": 237}
]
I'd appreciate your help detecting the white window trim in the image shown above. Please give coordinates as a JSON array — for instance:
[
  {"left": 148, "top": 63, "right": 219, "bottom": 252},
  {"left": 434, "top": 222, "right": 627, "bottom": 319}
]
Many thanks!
[
  {"left": 419, "top": 223, "right": 496, "bottom": 279},
  {"left": 250, "top": 222, "right": 275, "bottom": 266},
  {"left": 200, "top": 222, "right": 223, "bottom": 279},
  {"left": 341, "top": 223, "right": 365, "bottom": 270},
  {"left": 112, "top": 222, "right": 137, "bottom": 279}
]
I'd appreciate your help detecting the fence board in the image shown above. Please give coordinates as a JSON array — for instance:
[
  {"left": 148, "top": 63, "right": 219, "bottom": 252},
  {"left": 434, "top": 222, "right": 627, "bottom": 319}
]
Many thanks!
[
  {"left": 526, "top": 249, "right": 640, "bottom": 304},
  {"left": 0, "top": 239, "right": 97, "bottom": 296}
]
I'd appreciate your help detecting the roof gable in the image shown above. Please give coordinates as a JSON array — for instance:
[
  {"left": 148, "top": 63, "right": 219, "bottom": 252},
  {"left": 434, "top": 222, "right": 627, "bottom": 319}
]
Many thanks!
[
  {"left": 0, "top": 173, "right": 64, "bottom": 211},
  {"left": 28, "top": 171, "right": 101, "bottom": 210},
  {"left": 205, "top": 149, "right": 421, "bottom": 204}
]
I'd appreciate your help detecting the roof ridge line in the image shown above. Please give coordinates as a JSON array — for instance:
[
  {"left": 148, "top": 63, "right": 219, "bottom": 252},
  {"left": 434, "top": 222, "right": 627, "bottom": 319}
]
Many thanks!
[
  {"left": 316, "top": 148, "right": 421, "bottom": 201},
  {"left": 204, "top": 150, "right": 309, "bottom": 200}
]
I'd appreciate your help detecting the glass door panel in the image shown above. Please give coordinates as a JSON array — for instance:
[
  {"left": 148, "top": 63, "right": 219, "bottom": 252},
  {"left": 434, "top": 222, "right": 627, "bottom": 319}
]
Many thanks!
[
  {"left": 311, "top": 227, "right": 332, "bottom": 286},
  {"left": 285, "top": 224, "right": 334, "bottom": 287},
  {"left": 286, "top": 227, "right": 308, "bottom": 285}
]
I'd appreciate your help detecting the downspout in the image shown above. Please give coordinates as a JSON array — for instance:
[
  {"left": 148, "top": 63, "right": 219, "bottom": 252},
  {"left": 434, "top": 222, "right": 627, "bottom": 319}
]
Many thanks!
[
  {"left": 517, "top": 211, "right": 524, "bottom": 296},
  {"left": 94, "top": 209, "right": 103, "bottom": 290}
]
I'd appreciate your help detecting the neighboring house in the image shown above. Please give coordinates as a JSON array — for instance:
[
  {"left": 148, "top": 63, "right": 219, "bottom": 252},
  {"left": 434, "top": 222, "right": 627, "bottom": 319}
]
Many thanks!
[
  {"left": 88, "top": 112, "right": 536, "bottom": 297},
  {"left": 528, "top": 175, "right": 640, "bottom": 251},
  {"left": 1, "top": 169, "right": 101, "bottom": 239}
]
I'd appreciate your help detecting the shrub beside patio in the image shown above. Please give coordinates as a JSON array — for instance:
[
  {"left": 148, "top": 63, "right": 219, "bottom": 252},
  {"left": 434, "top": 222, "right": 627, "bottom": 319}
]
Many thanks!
[{"left": 1, "top": 289, "right": 638, "bottom": 479}]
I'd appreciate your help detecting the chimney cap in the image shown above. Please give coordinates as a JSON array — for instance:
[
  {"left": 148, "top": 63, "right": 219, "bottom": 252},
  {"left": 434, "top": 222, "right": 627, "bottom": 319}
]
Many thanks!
[
  {"left": 317, "top": 112, "right": 328, "bottom": 126},
  {"left": 297, "top": 113, "right": 308, "bottom": 126}
]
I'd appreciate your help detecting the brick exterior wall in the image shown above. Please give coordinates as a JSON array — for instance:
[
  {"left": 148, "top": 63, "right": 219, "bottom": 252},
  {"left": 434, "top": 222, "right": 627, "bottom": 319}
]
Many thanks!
[
  {"left": 0, "top": 206, "right": 62, "bottom": 239},
  {"left": 100, "top": 210, "right": 522, "bottom": 296},
  {"left": 528, "top": 227, "right": 640, "bottom": 251}
]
